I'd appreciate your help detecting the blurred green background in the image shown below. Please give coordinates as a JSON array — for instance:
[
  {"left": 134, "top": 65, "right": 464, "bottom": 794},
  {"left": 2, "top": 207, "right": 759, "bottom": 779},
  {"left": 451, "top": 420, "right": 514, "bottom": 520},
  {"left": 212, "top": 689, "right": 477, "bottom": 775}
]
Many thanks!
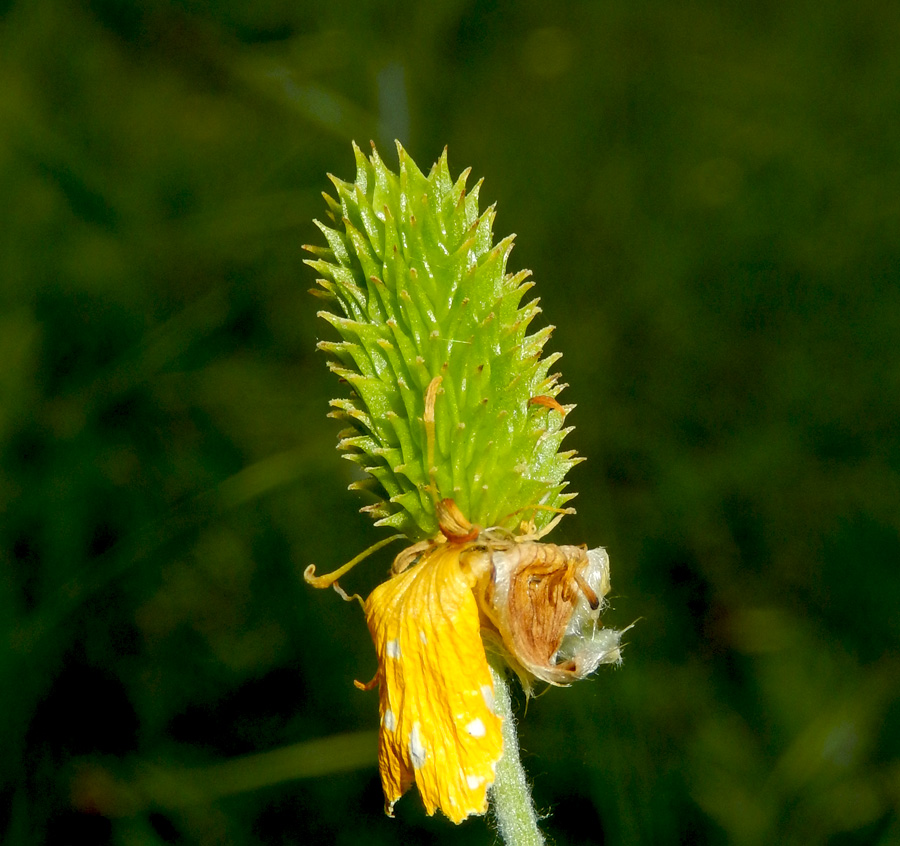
[{"left": 2, "top": 1, "right": 899, "bottom": 844}]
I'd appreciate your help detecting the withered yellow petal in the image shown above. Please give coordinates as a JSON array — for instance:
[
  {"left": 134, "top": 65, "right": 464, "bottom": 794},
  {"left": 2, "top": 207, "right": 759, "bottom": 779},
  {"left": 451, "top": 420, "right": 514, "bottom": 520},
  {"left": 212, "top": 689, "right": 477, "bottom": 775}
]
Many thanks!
[{"left": 364, "top": 542, "right": 503, "bottom": 823}]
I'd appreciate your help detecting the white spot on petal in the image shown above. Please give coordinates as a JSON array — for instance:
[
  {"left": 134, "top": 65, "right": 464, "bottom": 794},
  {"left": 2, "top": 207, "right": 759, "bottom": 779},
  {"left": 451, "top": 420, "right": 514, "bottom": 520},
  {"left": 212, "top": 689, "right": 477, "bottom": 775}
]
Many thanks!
[
  {"left": 386, "top": 639, "right": 401, "bottom": 659},
  {"left": 480, "top": 684, "right": 495, "bottom": 713},
  {"left": 383, "top": 709, "right": 396, "bottom": 732},
  {"left": 465, "top": 718, "right": 486, "bottom": 738},
  {"left": 419, "top": 631, "right": 427, "bottom": 644},
  {"left": 466, "top": 774, "right": 485, "bottom": 790},
  {"left": 410, "top": 722, "right": 426, "bottom": 768}
]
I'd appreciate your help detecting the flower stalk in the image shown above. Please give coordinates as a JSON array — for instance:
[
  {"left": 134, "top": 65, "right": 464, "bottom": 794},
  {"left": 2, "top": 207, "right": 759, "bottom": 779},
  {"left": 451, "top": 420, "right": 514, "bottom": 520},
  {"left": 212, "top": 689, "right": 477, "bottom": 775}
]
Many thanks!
[{"left": 489, "top": 659, "right": 545, "bottom": 846}]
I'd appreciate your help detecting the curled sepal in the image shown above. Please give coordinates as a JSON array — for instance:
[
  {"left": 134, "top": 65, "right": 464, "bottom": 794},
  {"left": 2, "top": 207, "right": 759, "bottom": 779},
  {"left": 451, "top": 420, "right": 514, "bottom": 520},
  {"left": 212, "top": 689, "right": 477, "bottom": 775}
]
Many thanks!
[
  {"left": 364, "top": 540, "right": 504, "bottom": 823},
  {"left": 477, "top": 540, "right": 622, "bottom": 691}
]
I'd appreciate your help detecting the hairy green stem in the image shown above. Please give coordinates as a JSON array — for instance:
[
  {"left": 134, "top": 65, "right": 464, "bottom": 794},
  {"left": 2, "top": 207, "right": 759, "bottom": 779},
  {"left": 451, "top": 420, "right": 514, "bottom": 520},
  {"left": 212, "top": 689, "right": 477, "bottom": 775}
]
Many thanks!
[{"left": 489, "top": 660, "right": 545, "bottom": 846}]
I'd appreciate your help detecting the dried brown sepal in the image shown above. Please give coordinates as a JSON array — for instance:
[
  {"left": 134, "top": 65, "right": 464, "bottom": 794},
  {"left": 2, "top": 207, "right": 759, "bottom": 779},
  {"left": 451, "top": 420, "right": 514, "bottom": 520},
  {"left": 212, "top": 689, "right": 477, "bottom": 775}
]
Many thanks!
[{"left": 472, "top": 534, "right": 620, "bottom": 688}]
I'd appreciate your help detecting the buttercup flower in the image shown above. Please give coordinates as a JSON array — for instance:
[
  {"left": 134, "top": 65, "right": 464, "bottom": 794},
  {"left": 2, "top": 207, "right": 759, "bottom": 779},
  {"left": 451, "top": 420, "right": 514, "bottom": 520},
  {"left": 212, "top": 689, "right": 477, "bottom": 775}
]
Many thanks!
[
  {"left": 304, "top": 144, "right": 624, "bottom": 826},
  {"left": 305, "top": 500, "right": 621, "bottom": 822}
]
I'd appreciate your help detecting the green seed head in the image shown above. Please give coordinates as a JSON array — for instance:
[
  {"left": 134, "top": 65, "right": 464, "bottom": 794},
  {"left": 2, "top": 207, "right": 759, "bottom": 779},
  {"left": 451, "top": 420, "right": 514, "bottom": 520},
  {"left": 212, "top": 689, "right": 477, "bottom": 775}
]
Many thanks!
[{"left": 306, "top": 142, "right": 581, "bottom": 541}]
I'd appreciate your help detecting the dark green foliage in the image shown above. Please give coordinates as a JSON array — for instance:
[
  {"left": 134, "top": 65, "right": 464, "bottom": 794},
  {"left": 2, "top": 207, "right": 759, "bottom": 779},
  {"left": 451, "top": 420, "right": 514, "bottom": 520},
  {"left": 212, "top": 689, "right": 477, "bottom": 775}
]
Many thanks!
[{"left": 2, "top": 1, "right": 900, "bottom": 845}]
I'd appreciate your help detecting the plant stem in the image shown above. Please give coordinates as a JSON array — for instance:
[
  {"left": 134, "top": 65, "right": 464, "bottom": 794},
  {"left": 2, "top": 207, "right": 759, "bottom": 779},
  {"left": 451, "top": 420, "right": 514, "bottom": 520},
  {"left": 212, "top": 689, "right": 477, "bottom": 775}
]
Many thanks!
[{"left": 488, "top": 659, "right": 545, "bottom": 846}]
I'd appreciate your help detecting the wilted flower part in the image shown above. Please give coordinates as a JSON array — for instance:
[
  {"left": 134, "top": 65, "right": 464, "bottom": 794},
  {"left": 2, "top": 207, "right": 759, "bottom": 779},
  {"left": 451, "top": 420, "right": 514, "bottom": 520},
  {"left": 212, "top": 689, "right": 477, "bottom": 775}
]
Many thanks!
[
  {"left": 327, "top": 506, "right": 622, "bottom": 823},
  {"left": 477, "top": 537, "right": 622, "bottom": 689}
]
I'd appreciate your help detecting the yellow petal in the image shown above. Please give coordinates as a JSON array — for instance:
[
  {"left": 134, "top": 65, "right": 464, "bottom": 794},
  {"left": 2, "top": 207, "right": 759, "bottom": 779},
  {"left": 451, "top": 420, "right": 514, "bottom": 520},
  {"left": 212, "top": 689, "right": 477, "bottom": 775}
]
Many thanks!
[{"left": 364, "top": 541, "right": 503, "bottom": 823}]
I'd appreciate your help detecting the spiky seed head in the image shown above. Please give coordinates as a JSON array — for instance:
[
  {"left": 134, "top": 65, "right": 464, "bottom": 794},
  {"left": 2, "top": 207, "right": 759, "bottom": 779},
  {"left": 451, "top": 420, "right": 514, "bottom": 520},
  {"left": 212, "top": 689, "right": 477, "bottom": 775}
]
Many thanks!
[{"left": 306, "top": 142, "right": 581, "bottom": 541}]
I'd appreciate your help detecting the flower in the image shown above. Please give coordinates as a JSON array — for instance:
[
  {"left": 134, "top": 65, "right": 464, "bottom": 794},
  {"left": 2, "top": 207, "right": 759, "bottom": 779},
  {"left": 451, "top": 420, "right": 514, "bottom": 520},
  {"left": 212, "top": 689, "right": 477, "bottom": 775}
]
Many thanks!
[
  {"left": 305, "top": 146, "right": 625, "bottom": 829},
  {"left": 306, "top": 501, "right": 621, "bottom": 822}
]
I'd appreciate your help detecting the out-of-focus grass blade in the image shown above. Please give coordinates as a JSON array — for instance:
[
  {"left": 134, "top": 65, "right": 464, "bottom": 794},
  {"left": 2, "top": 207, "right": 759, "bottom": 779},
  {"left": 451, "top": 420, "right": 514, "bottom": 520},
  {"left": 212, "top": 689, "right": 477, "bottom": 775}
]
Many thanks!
[{"left": 73, "top": 730, "right": 379, "bottom": 815}]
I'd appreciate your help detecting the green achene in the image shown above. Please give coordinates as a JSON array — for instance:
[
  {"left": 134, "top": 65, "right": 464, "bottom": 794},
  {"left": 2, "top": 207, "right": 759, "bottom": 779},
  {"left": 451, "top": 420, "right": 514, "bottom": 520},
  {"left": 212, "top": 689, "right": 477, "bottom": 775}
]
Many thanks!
[{"left": 306, "top": 142, "right": 580, "bottom": 541}]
